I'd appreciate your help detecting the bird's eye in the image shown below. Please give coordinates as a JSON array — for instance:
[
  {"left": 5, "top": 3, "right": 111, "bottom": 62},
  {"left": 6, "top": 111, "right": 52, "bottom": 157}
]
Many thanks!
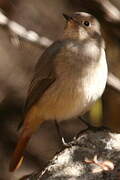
[{"left": 84, "top": 21, "right": 90, "bottom": 27}]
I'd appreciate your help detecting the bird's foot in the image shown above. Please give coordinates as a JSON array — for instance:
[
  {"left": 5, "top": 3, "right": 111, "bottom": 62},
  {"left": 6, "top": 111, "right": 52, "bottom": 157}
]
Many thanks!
[
  {"left": 74, "top": 116, "right": 110, "bottom": 139},
  {"left": 89, "top": 126, "right": 110, "bottom": 132},
  {"left": 80, "top": 116, "right": 110, "bottom": 132},
  {"left": 54, "top": 120, "right": 74, "bottom": 147},
  {"left": 75, "top": 125, "right": 110, "bottom": 140},
  {"left": 61, "top": 137, "right": 75, "bottom": 147}
]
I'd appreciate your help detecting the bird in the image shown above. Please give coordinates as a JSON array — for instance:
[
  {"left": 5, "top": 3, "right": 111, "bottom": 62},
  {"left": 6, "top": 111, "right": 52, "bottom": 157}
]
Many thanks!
[{"left": 9, "top": 12, "right": 108, "bottom": 172}]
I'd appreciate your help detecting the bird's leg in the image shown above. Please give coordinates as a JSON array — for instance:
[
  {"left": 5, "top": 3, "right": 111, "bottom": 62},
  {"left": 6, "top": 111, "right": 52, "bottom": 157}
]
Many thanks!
[
  {"left": 54, "top": 120, "right": 63, "bottom": 142},
  {"left": 54, "top": 120, "right": 72, "bottom": 147},
  {"left": 74, "top": 116, "right": 110, "bottom": 139},
  {"left": 74, "top": 117, "right": 89, "bottom": 140},
  {"left": 80, "top": 116, "right": 110, "bottom": 131}
]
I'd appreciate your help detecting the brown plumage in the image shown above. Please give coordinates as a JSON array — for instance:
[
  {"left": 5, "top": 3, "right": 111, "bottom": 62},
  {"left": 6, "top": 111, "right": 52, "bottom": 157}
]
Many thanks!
[
  {"left": 9, "top": 12, "right": 107, "bottom": 171},
  {"left": 9, "top": 41, "right": 59, "bottom": 171},
  {"left": 9, "top": 131, "right": 31, "bottom": 171}
]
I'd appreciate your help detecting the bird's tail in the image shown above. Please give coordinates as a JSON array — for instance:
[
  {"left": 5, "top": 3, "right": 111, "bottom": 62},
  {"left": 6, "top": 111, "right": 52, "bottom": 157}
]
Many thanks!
[{"left": 9, "top": 132, "right": 31, "bottom": 172}]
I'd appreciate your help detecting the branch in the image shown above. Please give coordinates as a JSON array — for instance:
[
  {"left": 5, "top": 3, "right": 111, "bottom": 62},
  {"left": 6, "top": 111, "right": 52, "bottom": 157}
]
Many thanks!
[
  {"left": 107, "top": 73, "right": 120, "bottom": 93},
  {"left": 0, "top": 10, "right": 53, "bottom": 48},
  {"left": 19, "top": 130, "right": 120, "bottom": 180}
]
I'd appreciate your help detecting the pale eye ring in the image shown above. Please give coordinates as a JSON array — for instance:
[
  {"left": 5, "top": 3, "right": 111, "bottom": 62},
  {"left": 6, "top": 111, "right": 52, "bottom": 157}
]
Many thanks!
[{"left": 83, "top": 21, "right": 90, "bottom": 27}]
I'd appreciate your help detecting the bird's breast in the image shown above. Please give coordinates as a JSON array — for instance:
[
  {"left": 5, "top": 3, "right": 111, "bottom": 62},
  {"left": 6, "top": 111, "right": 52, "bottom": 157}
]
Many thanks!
[{"left": 82, "top": 48, "right": 108, "bottom": 104}]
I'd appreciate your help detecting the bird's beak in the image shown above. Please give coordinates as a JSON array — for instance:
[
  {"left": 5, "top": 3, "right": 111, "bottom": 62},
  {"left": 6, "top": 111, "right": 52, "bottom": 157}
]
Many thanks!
[{"left": 63, "top": 13, "right": 73, "bottom": 21}]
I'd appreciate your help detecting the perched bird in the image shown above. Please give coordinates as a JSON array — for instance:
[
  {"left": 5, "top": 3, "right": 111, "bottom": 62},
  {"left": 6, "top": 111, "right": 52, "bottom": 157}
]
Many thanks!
[{"left": 9, "top": 12, "right": 108, "bottom": 171}]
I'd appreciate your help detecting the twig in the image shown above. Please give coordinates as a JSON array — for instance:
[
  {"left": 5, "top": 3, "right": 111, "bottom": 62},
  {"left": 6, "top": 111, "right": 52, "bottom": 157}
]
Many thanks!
[
  {"left": 94, "top": 0, "right": 120, "bottom": 22},
  {"left": 0, "top": 10, "right": 53, "bottom": 48},
  {"left": 107, "top": 73, "right": 120, "bottom": 93}
]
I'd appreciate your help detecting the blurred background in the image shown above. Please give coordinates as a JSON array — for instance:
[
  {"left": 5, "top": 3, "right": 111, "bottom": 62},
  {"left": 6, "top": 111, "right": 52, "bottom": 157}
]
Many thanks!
[{"left": 0, "top": 0, "right": 120, "bottom": 179}]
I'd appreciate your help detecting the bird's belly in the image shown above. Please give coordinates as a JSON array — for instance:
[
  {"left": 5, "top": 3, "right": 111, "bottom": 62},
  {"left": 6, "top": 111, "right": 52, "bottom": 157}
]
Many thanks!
[
  {"left": 36, "top": 86, "right": 84, "bottom": 121},
  {"left": 36, "top": 72, "right": 107, "bottom": 121}
]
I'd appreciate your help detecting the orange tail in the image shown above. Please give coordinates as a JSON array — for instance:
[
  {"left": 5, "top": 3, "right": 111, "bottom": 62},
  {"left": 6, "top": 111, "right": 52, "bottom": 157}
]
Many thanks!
[{"left": 9, "top": 132, "right": 31, "bottom": 172}]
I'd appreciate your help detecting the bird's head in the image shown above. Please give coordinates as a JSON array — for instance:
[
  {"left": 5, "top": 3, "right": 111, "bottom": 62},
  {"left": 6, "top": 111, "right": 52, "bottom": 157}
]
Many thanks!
[{"left": 63, "top": 12, "right": 101, "bottom": 41}]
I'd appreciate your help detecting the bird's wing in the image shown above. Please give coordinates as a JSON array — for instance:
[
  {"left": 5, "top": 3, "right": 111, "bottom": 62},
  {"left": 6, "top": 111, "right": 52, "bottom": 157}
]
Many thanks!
[{"left": 18, "top": 40, "right": 63, "bottom": 130}]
